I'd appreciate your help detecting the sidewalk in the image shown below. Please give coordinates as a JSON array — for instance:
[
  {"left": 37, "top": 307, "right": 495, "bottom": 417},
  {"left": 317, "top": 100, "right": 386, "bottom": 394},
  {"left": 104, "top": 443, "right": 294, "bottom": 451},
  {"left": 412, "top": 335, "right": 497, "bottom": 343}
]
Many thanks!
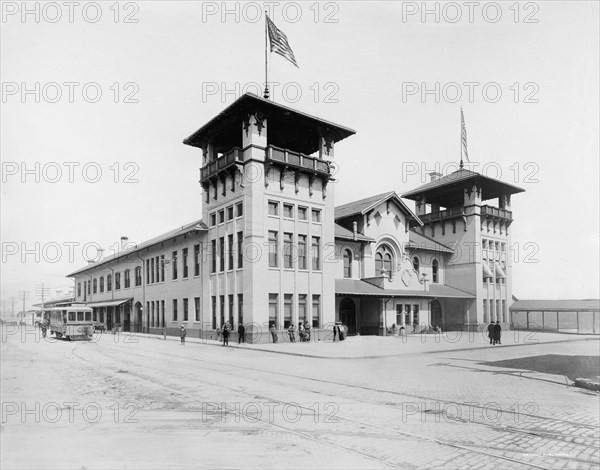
[{"left": 119, "top": 329, "right": 599, "bottom": 359}]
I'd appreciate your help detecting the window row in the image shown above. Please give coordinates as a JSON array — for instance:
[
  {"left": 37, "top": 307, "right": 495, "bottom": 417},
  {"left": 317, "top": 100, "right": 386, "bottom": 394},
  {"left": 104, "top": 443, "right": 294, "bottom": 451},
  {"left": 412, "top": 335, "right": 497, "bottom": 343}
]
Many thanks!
[
  {"left": 209, "top": 202, "right": 244, "bottom": 227},
  {"left": 482, "top": 239, "right": 506, "bottom": 252},
  {"left": 395, "top": 304, "right": 420, "bottom": 326},
  {"left": 411, "top": 256, "right": 439, "bottom": 283},
  {"left": 268, "top": 200, "right": 321, "bottom": 223},
  {"left": 147, "top": 298, "right": 201, "bottom": 326},
  {"left": 211, "top": 294, "right": 244, "bottom": 329},
  {"left": 78, "top": 268, "right": 141, "bottom": 297},
  {"left": 268, "top": 293, "right": 321, "bottom": 329},
  {"left": 482, "top": 299, "right": 507, "bottom": 323},
  {"left": 268, "top": 231, "right": 320, "bottom": 270},
  {"left": 210, "top": 232, "right": 245, "bottom": 273}
]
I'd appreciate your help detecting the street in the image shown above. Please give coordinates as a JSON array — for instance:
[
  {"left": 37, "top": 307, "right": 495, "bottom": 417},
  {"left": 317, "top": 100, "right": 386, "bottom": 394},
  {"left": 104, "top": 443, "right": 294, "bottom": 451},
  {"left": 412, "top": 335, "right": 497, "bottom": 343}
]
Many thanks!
[{"left": 1, "top": 327, "right": 599, "bottom": 469}]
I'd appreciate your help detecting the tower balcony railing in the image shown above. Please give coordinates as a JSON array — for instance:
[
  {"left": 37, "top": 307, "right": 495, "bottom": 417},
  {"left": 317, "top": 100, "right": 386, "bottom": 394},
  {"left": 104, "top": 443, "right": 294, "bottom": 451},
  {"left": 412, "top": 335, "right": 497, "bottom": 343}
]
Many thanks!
[
  {"left": 418, "top": 207, "right": 464, "bottom": 224},
  {"left": 266, "top": 145, "right": 330, "bottom": 175},
  {"left": 481, "top": 205, "right": 512, "bottom": 221},
  {"left": 200, "top": 147, "right": 243, "bottom": 182}
]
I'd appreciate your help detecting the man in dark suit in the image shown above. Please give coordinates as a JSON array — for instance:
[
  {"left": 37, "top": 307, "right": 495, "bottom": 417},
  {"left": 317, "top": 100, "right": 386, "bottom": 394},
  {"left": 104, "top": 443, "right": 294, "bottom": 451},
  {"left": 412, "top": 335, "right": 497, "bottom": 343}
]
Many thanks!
[
  {"left": 494, "top": 321, "right": 502, "bottom": 345},
  {"left": 237, "top": 323, "right": 246, "bottom": 344},
  {"left": 488, "top": 322, "right": 495, "bottom": 345}
]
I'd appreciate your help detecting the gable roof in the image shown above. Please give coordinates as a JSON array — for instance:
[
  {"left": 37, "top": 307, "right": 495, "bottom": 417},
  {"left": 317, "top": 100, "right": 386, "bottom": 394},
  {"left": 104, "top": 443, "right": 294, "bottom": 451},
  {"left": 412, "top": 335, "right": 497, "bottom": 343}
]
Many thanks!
[
  {"left": 402, "top": 168, "right": 525, "bottom": 207},
  {"left": 406, "top": 229, "right": 454, "bottom": 254},
  {"left": 335, "top": 191, "right": 423, "bottom": 226},
  {"left": 66, "top": 219, "right": 208, "bottom": 277}
]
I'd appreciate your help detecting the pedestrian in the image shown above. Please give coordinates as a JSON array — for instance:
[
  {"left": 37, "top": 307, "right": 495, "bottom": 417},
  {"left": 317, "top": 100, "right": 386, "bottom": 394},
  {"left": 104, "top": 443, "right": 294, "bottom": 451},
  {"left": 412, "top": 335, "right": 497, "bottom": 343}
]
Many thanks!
[
  {"left": 288, "top": 323, "right": 296, "bottom": 343},
  {"left": 270, "top": 324, "right": 278, "bottom": 343},
  {"left": 222, "top": 321, "right": 230, "bottom": 346},
  {"left": 304, "top": 321, "right": 311, "bottom": 342},
  {"left": 298, "top": 322, "right": 305, "bottom": 342},
  {"left": 488, "top": 321, "right": 495, "bottom": 345},
  {"left": 413, "top": 320, "right": 419, "bottom": 334},
  {"left": 180, "top": 325, "right": 186, "bottom": 345},
  {"left": 237, "top": 323, "right": 246, "bottom": 344},
  {"left": 41, "top": 323, "right": 47, "bottom": 338},
  {"left": 494, "top": 321, "right": 502, "bottom": 345},
  {"left": 333, "top": 323, "right": 338, "bottom": 342}
]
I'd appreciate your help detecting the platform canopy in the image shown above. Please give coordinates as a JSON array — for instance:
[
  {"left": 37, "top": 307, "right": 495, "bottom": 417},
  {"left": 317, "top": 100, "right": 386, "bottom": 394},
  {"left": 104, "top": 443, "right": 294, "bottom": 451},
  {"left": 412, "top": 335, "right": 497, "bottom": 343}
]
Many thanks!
[
  {"left": 402, "top": 169, "right": 525, "bottom": 208},
  {"left": 183, "top": 93, "right": 356, "bottom": 155}
]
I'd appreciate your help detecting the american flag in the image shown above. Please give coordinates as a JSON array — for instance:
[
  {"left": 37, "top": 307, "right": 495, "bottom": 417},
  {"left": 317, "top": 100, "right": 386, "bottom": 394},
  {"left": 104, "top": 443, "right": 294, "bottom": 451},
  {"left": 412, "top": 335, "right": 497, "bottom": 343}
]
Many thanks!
[
  {"left": 266, "top": 15, "right": 299, "bottom": 68},
  {"left": 461, "top": 108, "right": 470, "bottom": 162}
]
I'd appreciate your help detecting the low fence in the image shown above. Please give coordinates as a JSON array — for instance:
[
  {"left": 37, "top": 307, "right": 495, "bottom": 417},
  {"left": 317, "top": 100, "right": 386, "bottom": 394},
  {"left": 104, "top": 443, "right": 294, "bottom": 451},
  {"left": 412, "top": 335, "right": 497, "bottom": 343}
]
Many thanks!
[{"left": 511, "top": 310, "right": 599, "bottom": 334}]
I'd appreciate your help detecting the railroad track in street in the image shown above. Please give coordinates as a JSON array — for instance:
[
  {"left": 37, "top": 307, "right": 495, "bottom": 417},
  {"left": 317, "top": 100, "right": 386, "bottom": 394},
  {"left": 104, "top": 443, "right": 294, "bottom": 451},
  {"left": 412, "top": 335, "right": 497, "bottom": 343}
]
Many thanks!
[{"left": 69, "top": 341, "right": 598, "bottom": 469}]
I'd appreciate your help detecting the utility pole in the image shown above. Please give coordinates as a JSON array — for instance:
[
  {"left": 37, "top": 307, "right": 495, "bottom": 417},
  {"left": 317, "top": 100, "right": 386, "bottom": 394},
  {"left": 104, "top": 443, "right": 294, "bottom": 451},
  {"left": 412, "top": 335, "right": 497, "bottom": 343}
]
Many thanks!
[{"left": 17, "top": 291, "right": 30, "bottom": 324}]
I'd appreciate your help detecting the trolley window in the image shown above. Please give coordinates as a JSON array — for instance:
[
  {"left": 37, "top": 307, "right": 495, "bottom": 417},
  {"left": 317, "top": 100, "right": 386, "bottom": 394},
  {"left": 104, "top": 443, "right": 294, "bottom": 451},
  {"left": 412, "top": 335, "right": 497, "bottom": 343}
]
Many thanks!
[
  {"left": 77, "top": 311, "right": 84, "bottom": 321},
  {"left": 85, "top": 311, "right": 91, "bottom": 321},
  {"left": 68, "top": 312, "right": 76, "bottom": 322}
]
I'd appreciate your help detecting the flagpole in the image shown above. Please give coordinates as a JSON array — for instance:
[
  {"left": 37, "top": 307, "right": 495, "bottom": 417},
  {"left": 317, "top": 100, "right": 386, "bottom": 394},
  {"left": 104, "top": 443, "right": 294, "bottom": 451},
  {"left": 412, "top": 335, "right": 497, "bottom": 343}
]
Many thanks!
[
  {"left": 264, "top": 12, "right": 269, "bottom": 99},
  {"left": 459, "top": 107, "right": 464, "bottom": 169}
]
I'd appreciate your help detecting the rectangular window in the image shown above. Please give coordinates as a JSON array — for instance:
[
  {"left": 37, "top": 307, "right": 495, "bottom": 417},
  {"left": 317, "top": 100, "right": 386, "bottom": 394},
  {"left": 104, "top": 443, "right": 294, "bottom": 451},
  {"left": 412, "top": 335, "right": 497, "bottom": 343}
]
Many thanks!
[
  {"left": 496, "top": 300, "right": 500, "bottom": 321},
  {"left": 107, "top": 275, "right": 112, "bottom": 291},
  {"left": 146, "top": 260, "right": 150, "bottom": 284},
  {"left": 211, "top": 296, "right": 217, "bottom": 329},
  {"left": 172, "top": 251, "right": 178, "bottom": 280},
  {"left": 194, "top": 297, "right": 200, "bottom": 322},
  {"left": 182, "top": 248, "right": 189, "bottom": 278},
  {"left": 194, "top": 244, "right": 200, "bottom": 276},
  {"left": 312, "top": 295, "right": 321, "bottom": 328},
  {"left": 115, "top": 272, "right": 121, "bottom": 290},
  {"left": 155, "top": 256, "right": 160, "bottom": 283},
  {"left": 311, "top": 209, "right": 321, "bottom": 223},
  {"left": 160, "top": 255, "right": 165, "bottom": 282},
  {"left": 172, "top": 299, "right": 178, "bottom": 321},
  {"left": 93, "top": 278, "right": 97, "bottom": 294},
  {"left": 483, "top": 299, "right": 488, "bottom": 323},
  {"left": 151, "top": 258, "right": 155, "bottom": 283},
  {"left": 311, "top": 237, "right": 321, "bottom": 270},
  {"left": 87, "top": 280, "right": 90, "bottom": 294},
  {"left": 219, "top": 237, "right": 225, "bottom": 272},
  {"left": 237, "top": 294, "right": 243, "bottom": 324},
  {"left": 219, "top": 296, "right": 225, "bottom": 327},
  {"left": 413, "top": 305, "right": 419, "bottom": 323},
  {"left": 228, "top": 294, "right": 234, "bottom": 326},
  {"left": 283, "top": 233, "right": 294, "bottom": 268},
  {"left": 151, "top": 301, "right": 155, "bottom": 327},
  {"left": 298, "top": 206, "right": 308, "bottom": 221},
  {"left": 100, "top": 277, "right": 104, "bottom": 292},
  {"left": 228, "top": 234, "right": 234, "bottom": 270},
  {"left": 396, "top": 304, "right": 403, "bottom": 326},
  {"left": 298, "top": 294, "right": 307, "bottom": 324},
  {"left": 268, "top": 200, "right": 279, "bottom": 216},
  {"left": 269, "top": 293, "right": 278, "bottom": 328},
  {"left": 227, "top": 206, "right": 234, "bottom": 221},
  {"left": 283, "top": 204, "right": 293, "bottom": 218},
  {"left": 284, "top": 294, "right": 293, "bottom": 328},
  {"left": 298, "top": 235, "right": 307, "bottom": 269},
  {"left": 268, "top": 230, "right": 278, "bottom": 267},
  {"left": 161, "top": 300, "right": 165, "bottom": 327},
  {"left": 404, "top": 305, "right": 410, "bottom": 326},
  {"left": 210, "top": 213, "right": 216, "bottom": 226},
  {"left": 211, "top": 240, "right": 217, "bottom": 273},
  {"left": 183, "top": 298, "right": 189, "bottom": 321},
  {"left": 124, "top": 270, "right": 130, "bottom": 288},
  {"left": 502, "top": 300, "right": 506, "bottom": 322},
  {"left": 236, "top": 202, "right": 243, "bottom": 217},
  {"left": 218, "top": 210, "right": 225, "bottom": 224},
  {"left": 135, "top": 268, "right": 141, "bottom": 286},
  {"left": 237, "top": 232, "right": 243, "bottom": 268}
]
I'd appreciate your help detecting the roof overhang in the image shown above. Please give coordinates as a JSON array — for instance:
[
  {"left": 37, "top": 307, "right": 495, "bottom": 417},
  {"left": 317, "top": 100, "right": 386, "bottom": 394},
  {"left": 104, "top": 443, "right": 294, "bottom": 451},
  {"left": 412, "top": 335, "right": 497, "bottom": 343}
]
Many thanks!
[{"left": 83, "top": 298, "right": 133, "bottom": 308}]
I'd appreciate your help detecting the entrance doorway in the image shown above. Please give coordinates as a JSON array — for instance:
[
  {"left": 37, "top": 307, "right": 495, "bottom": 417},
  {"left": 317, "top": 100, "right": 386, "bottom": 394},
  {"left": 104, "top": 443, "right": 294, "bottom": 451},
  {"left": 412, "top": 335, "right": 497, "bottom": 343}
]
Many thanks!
[
  {"left": 339, "top": 298, "right": 357, "bottom": 335},
  {"left": 431, "top": 300, "right": 442, "bottom": 327},
  {"left": 123, "top": 303, "right": 131, "bottom": 332}
]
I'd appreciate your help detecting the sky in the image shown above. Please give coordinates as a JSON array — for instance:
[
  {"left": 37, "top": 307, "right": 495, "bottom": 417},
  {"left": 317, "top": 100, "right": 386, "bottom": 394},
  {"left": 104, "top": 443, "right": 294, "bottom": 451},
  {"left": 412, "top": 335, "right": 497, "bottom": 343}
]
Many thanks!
[{"left": 1, "top": 1, "right": 599, "bottom": 311}]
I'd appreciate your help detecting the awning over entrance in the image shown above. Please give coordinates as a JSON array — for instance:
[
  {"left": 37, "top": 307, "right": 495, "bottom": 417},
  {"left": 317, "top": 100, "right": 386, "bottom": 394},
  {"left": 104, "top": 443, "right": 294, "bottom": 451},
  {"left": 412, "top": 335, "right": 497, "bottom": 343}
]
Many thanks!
[
  {"left": 335, "top": 279, "right": 474, "bottom": 298},
  {"left": 84, "top": 298, "right": 133, "bottom": 308}
]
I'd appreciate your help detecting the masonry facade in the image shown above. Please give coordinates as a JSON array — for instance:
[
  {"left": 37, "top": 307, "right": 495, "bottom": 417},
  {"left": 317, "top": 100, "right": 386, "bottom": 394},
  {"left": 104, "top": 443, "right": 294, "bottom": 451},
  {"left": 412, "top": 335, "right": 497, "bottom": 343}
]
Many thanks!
[{"left": 67, "top": 93, "right": 524, "bottom": 341}]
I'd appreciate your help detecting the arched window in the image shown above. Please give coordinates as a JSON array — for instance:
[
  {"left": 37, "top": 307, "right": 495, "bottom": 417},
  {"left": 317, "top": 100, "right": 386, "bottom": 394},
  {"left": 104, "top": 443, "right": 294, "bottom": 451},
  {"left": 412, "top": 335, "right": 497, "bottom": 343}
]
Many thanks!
[
  {"left": 107, "top": 274, "right": 112, "bottom": 291},
  {"left": 413, "top": 257, "right": 420, "bottom": 273},
  {"left": 343, "top": 249, "right": 352, "bottom": 278},
  {"left": 432, "top": 259, "right": 439, "bottom": 283},
  {"left": 93, "top": 278, "right": 97, "bottom": 294},
  {"left": 99, "top": 276, "right": 104, "bottom": 293},
  {"left": 77, "top": 282, "right": 81, "bottom": 297},
  {"left": 375, "top": 245, "right": 394, "bottom": 278}
]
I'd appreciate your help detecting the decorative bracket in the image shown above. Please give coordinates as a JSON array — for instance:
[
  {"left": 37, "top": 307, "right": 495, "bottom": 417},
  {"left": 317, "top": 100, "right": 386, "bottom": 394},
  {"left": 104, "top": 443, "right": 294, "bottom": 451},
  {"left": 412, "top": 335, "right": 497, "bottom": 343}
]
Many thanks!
[
  {"left": 309, "top": 174, "right": 316, "bottom": 196},
  {"left": 294, "top": 170, "right": 300, "bottom": 193},
  {"left": 254, "top": 112, "right": 266, "bottom": 136}
]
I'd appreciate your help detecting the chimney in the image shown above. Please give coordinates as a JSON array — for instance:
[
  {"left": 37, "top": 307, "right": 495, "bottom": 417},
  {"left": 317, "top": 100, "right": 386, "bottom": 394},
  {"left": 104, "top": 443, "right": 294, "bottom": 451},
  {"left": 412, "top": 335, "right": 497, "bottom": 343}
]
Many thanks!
[
  {"left": 429, "top": 172, "right": 442, "bottom": 182},
  {"left": 120, "top": 236, "right": 129, "bottom": 251},
  {"left": 97, "top": 248, "right": 104, "bottom": 260},
  {"left": 352, "top": 221, "right": 358, "bottom": 241}
]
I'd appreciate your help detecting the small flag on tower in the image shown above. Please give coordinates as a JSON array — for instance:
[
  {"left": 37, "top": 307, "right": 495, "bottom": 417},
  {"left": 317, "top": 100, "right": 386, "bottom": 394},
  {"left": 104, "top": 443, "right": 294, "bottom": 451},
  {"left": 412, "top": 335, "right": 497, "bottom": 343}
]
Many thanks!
[
  {"left": 266, "top": 15, "right": 299, "bottom": 68},
  {"left": 461, "top": 107, "right": 470, "bottom": 163}
]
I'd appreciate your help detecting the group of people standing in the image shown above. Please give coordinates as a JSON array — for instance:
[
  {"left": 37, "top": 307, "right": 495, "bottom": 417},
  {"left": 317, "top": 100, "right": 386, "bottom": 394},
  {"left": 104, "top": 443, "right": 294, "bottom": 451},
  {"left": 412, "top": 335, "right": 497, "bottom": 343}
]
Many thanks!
[
  {"left": 280, "top": 321, "right": 312, "bottom": 343},
  {"left": 487, "top": 321, "right": 502, "bottom": 345}
]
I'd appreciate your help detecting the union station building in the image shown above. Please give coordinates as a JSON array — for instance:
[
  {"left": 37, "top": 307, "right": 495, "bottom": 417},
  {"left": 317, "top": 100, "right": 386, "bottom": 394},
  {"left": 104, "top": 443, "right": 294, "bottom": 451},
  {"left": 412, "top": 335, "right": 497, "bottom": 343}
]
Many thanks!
[{"left": 67, "top": 94, "right": 524, "bottom": 341}]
